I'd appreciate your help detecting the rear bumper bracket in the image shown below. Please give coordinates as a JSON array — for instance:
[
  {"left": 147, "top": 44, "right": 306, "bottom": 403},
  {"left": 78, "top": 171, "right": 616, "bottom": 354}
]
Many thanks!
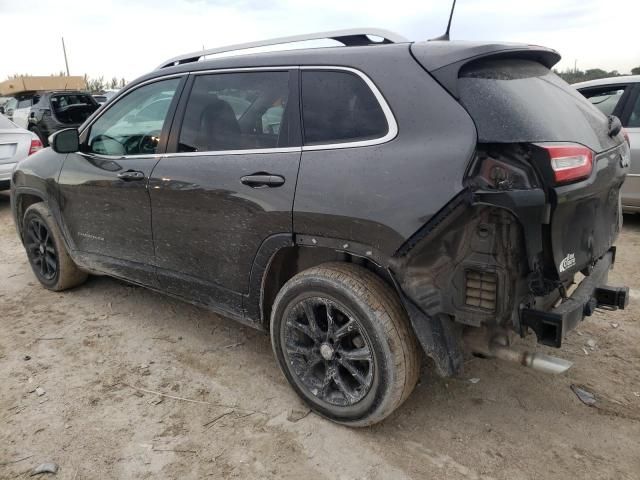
[{"left": 520, "top": 249, "right": 628, "bottom": 347}]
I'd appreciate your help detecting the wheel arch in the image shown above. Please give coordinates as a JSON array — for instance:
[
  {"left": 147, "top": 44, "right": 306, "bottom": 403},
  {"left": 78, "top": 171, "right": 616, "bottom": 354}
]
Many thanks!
[
  {"left": 250, "top": 233, "right": 465, "bottom": 378},
  {"left": 248, "top": 235, "right": 395, "bottom": 331},
  {"left": 12, "top": 189, "right": 47, "bottom": 239}
]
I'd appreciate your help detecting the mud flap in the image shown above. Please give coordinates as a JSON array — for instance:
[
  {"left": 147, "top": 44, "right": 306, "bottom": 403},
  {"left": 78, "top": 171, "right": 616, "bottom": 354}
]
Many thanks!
[{"left": 398, "top": 292, "right": 464, "bottom": 377}]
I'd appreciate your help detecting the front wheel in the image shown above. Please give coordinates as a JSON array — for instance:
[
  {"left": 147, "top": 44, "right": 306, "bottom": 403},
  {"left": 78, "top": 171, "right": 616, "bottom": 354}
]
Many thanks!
[
  {"left": 23, "top": 203, "right": 87, "bottom": 291},
  {"left": 270, "top": 262, "right": 421, "bottom": 426}
]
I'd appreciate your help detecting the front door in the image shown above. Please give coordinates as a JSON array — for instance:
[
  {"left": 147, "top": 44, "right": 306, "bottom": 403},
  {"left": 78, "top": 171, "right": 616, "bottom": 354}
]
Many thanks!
[
  {"left": 149, "top": 70, "right": 300, "bottom": 315},
  {"left": 57, "top": 77, "right": 184, "bottom": 285}
]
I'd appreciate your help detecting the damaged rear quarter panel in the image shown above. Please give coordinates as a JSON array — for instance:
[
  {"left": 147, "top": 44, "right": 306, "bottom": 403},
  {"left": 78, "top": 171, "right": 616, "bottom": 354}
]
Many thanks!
[{"left": 292, "top": 46, "right": 477, "bottom": 257}]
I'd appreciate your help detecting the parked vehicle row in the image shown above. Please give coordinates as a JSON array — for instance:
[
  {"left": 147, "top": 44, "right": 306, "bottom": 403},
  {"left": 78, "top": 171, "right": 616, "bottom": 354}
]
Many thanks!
[{"left": 9, "top": 29, "right": 631, "bottom": 426}]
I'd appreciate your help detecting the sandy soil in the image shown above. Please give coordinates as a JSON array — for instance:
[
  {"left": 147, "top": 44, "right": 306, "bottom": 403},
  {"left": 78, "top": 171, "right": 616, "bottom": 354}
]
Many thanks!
[{"left": 1, "top": 190, "right": 639, "bottom": 479}]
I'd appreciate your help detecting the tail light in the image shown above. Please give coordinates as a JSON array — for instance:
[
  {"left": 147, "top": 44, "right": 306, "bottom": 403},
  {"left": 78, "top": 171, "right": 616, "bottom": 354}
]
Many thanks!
[
  {"left": 622, "top": 128, "right": 630, "bottom": 146},
  {"left": 541, "top": 143, "right": 593, "bottom": 185},
  {"left": 29, "top": 138, "right": 43, "bottom": 156}
]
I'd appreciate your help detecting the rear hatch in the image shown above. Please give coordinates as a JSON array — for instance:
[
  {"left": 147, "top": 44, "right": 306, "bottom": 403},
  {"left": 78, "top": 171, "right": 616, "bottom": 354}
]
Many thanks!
[
  {"left": 414, "top": 48, "right": 628, "bottom": 280},
  {"left": 50, "top": 92, "right": 98, "bottom": 125}
]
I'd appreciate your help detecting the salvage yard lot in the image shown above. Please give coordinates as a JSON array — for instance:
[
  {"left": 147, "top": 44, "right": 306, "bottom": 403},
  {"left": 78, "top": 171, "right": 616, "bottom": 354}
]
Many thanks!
[{"left": 1, "top": 190, "right": 639, "bottom": 480}]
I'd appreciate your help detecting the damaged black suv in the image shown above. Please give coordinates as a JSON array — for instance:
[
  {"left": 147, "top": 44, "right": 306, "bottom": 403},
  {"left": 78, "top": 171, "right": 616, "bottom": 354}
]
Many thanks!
[{"left": 11, "top": 29, "right": 630, "bottom": 426}]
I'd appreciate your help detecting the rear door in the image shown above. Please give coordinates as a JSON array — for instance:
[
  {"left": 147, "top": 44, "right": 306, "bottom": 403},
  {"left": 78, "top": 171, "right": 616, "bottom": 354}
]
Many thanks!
[
  {"left": 149, "top": 69, "right": 300, "bottom": 315},
  {"left": 58, "top": 76, "right": 185, "bottom": 286}
]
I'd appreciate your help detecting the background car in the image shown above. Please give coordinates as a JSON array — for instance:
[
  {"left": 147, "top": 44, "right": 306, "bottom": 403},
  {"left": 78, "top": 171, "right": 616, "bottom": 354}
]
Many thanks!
[
  {"left": 2, "top": 97, "right": 17, "bottom": 121},
  {"left": 575, "top": 75, "right": 640, "bottom": 212},
  {"left": 0, "top": 114, "right": 42, "bottom": 190},
  {"left": 9, "top": 90, "right": 99, "bottom": 145}
]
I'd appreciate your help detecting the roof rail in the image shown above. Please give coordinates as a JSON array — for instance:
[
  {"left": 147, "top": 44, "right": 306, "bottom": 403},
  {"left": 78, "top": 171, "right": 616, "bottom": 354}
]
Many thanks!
[{"left": 156, "top": 28, "right": 408, "bottom": 69}]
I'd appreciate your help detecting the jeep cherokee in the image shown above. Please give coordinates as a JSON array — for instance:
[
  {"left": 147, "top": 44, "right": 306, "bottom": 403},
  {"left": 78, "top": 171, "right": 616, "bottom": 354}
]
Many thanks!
[{"left": 10, "top": 29, "right": 630, "bottom": 426}]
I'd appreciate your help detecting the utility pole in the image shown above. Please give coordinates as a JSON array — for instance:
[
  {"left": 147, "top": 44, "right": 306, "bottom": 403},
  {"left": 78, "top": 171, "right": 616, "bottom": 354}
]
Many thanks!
[{"left": 61, "top": 37, "right": 70, "bottom": 76}]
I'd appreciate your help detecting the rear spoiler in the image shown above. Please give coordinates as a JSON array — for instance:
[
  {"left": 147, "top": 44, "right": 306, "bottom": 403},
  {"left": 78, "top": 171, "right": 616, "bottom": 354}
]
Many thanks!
[{"left": 411, "top": 40, "right": 561, "bottom": 98}]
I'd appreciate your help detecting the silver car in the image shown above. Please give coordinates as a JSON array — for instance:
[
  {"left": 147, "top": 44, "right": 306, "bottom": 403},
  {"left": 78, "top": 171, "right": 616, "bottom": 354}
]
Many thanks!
[
  {"left": 0, "top": 114, "right": 42, "bottom": 190},
  {"left": 575, "top": 75, "right": 640, "bottom": 213}
]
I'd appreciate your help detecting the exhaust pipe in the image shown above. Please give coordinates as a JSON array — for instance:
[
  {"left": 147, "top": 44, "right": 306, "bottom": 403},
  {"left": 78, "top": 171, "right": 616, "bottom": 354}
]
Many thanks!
[{"left": 489, "top": 343, "right": 573, "bottom": 374}]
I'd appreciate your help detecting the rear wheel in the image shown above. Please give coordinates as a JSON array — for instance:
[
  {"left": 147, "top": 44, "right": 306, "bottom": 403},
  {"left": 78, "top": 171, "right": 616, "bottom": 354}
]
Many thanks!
[
  {"left": 270, "top": 262, "right": 421, "bottom": 426},
  {"left": 23, "top": 203, "right": 87, "bottom": 291}
]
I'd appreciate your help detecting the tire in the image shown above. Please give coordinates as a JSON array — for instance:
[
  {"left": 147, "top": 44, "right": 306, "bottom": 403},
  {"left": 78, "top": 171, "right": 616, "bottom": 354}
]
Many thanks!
[
  {"left": 23, "top": 203, "right": 87, "bottom": 291},
  {"left": 270, "top": 262, "right": 421, "bottom": 426}
]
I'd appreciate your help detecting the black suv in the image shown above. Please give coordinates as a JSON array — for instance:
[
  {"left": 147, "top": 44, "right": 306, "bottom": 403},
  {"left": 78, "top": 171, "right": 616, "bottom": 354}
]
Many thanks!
[
  {"left": 10, "top": 29, "right": 630, "bottom": 426},
  {"left": 8, "top": 90, "right": 99, "bottom": 145}
]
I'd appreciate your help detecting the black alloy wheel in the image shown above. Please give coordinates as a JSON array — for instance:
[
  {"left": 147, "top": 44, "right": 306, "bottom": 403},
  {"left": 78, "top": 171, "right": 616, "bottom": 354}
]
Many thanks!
[
  {"left": 25, "top": 217, "right": 58, "bottom": 281},
  {"left": 282, "top": 297, "right": 375, "bottom": 407}
]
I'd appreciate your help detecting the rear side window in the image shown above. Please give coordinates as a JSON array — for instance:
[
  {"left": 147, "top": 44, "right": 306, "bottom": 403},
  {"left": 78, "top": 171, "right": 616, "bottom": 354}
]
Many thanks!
[
  {"left": 458, "top": 59, "right": 618, "bottom": 153},
  {"left": 301, "top": 70, "right": 388, "bottom": 145},
  {"left": 581, "top": 87, "right": 626, "bottom": 116},
  {"left": 178, "top": 71, "right": 290, "bottom": 152},
  {"left": 628, "top": 93, "right": 640, "bottom": 128}
]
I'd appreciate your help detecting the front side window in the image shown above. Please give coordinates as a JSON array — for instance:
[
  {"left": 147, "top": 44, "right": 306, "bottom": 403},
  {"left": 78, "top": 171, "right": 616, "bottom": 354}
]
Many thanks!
[
  {"left": 87, "top": 78, "right": 180, "bottom": 156},
  {"left": 582, "top": 87, "right": 626, "bottom": 117},
  {"left": 301, "top": 70, "right": 388, "bottom": 145},
  {"left": 178, "top": 71, "right": 290, "bottom": 152}
]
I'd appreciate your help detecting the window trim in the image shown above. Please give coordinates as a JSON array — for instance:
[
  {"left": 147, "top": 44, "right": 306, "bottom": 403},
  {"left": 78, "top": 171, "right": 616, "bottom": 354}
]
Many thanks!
[
  {"left": 80, "top": 66, "right": 398, "bottom": 159},
  {"left": 299, "top": 66, "right": 397, "bottom": 150}
]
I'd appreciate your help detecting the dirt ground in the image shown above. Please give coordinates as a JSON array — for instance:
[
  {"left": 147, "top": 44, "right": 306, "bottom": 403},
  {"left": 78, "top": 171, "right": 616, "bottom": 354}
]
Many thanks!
[{"left": 1, "top": 190, "right": 639, "bottom": 480}]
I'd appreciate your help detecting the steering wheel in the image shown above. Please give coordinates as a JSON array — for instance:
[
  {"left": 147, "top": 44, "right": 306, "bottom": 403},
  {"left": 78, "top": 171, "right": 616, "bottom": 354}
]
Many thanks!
[{"left": 136, "top": 130, "right": 161, "bottom": 155}]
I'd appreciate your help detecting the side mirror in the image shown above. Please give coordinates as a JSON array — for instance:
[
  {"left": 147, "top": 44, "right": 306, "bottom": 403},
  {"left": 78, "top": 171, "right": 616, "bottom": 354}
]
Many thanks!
[
  {"left": 50, "top": 128, "right": 80, "bottom": 154},
  {"left": 0, "top": 106, "right": 4, "bottom": 114}
]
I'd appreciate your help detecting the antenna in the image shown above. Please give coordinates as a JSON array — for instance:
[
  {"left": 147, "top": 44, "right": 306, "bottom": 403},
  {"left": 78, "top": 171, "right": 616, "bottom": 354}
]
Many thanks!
[
  {"left": 430, "top": 0, "right": 457, "bottom": 41},
  {"left": 61, "top": 36, "right": 70, "bottom": 75}
]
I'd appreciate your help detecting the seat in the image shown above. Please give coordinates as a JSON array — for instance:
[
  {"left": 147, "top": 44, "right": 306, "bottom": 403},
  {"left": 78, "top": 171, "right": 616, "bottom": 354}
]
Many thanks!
[{"left": 196, "top": 97, "right": 242, "bottom": 151}]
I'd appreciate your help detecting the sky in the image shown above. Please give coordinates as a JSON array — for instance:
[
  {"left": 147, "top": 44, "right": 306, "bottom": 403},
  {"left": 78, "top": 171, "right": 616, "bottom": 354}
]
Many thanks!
[{"left": 1, "top": 0, "right": 639, "bottom": 83}]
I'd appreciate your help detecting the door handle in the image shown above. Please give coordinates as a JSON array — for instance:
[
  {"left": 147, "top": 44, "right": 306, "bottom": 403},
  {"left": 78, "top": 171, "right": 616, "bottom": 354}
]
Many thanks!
[
  {"left": 117, "top": 170, "right": 145, "bottom": 181},
  {"left": 240, "top": 173, "right": 285, "bottom": 188}
]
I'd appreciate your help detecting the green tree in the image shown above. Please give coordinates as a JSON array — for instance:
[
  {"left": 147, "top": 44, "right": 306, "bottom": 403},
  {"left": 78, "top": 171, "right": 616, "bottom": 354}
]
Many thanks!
[{"left": 632, "top": 67, "right": 640, "bottom": 75}]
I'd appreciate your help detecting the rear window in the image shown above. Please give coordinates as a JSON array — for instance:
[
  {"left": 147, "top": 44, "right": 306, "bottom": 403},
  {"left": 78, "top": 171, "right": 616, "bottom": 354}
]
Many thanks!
[
  {"left": 51, "top": 94, "right": 95, "bottom": 113},
  {"left": 458, "top": 59, "right": 617, "bottom": 153},
  {"left": 301, "top": 70, "right": 388, "bottom": 145}
]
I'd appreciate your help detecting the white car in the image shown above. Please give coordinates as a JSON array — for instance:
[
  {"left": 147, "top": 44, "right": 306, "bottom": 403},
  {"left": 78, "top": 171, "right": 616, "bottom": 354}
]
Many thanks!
[
  {"left": 574, "top": 75, "right": 640, "bottom": 212},
  {"left": 0, "top": 114, "right": 42, "bottom": 190}
]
